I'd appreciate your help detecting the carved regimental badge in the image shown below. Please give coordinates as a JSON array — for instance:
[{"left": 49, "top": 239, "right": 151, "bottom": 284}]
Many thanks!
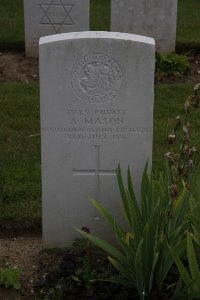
[{"left": 71, "top": 54, "right": 122, "bottom": 103}]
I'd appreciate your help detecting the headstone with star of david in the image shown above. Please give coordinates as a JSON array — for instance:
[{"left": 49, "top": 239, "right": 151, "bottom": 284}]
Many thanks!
[
  {"left": 111, "top": 0, "right": 178, "bottom": 53},
  {"left": 23, "top": 0, "right": 90, "bottom": 57},
  {"left": 40, "top": 31, "right": 155, "bottom": 248}
]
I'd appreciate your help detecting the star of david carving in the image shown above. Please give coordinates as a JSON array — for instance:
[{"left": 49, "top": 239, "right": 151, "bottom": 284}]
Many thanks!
[{"left": 40, "top": 0, "right": 74, "bottom": 34}]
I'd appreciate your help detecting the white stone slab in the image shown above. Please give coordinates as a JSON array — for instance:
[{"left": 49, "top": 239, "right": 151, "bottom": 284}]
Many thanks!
[
  {"left": 40, "top": 31, "right": 155, "bottom": 248},
  {"left": 23, "top": 0, "right": 89, "bottom": 57},
  {"left": 111, "top": 0, "right": 178, "bottom": 53}
]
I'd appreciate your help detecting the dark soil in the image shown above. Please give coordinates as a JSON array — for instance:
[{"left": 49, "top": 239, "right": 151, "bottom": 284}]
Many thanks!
[
  {"left": 0, "top": 234, "right": 180, "bottom": 300},
  {"left": 35, "top": 247, "right": 180, "bottom": 300},
  {"left": 0, "top": 51, "right": 200, "bottom": 84},
  {"left": 0, "top": 234, "right": 64, "bottom": 300},
  {"left": 35, "top": 247, "right": 139, "bottom": 300},
  {"left": 0, "top": 52, "right": 38, "bottom": 83},
  {"left": 0, "top": 235, "right": 42, "bottom": 299},
  {"left": 0, "top": 221, "right": 41, "bottom": 239}
]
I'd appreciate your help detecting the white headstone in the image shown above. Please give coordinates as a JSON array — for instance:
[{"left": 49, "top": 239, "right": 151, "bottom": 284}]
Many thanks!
[
  {"left": 23, "top": 0, "right": 90, "bottom": 57},
  {"left": 40, "top": 31, "right": 155, "bottom": 248},
  {"left": 111, "top": 0, "right": 178, "bottom": 53}
]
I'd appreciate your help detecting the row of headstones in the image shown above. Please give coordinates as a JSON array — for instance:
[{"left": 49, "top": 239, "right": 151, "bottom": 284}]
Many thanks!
[{"left": 24, "top": 0, "right": 178, "bottom": 57}]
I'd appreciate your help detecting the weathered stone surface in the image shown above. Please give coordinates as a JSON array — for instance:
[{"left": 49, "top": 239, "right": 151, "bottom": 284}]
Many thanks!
[
  {"left": 40, "top": 32, "right": 155, "bottom": 248},
  {"left": 111, "top": 0, "right": 178, "bottom": 52},
  {"left": 24, "top": 0, "right": 89, "bottom": 57}
]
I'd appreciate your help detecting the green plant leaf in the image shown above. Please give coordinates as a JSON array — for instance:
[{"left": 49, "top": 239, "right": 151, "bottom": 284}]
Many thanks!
[
  {"left": 100, "top": 277, "right": 133, "bottom": 288},
  {"left": 126, "top": 191, "right": 142, "bottom": 246},
  {"left": 127, "top": 167, "right": 142, "bottom": 233},
  {"left": 74, "top": 227, "right": 128, "bottom": 267},
  {"left": 0, "top": 268, "right": 21, "bottom": 290},
  {"left": 116, "top": 236, "right": 136, "bottom": 269},
  {"left": 149, "top": 251, "right": 159, "bottom": 293},
  {"left": 135, "top": 240, "right": 145, "bottom": 300},
  {"left": 127, "top": 166, "right": 135, "bottom": 200},
  {"left": 141, "top": 162, "right": 149, "bottom": 224},
  {"left": 159, "top": 238, "right": 186, "bottom": 286},
  {"left": 108, "top": 256, "right": 136, "bottom": 288},
  {"left": 171, "top": 188, "right": 188, "bottom": 232},
  {"left": 90, "top": 199, "right": 125, "bottom": 239},
  {"left": 116, "top": 164, "right": 132, "bottom": 226},
  {"left": 192, "top": 229, "right": 200, "bottom": 248},
  {"left": 187, "top": 232, "right": 200, "bottom": 291},
  {"left": 168, "top": 245, "right": 191, "bottom": 287}
]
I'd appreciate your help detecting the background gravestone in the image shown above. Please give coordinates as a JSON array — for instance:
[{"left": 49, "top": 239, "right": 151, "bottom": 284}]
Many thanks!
[
  {"left": 23, "top": 0, "right": 89, "bottom": 57},
  {"left": 111, "top": 0, "right": 178, "bottom": 53},
  {"left": 40, "top": 31, "right": 155, "bottom": 248}
]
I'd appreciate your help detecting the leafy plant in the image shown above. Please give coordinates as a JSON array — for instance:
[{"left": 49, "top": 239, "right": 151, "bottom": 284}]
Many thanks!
[
  {"left": 44, "top": 285, "right": 64, "bottom": 300},
  {"left": 155, "top": 52, "right": 190, "bottom": 81},
  {"left": 71, "top": 258, "right": 97, "bottom": 288},
  {"left": 72, "top": 237, "right": 91, "bottom": 254},
  {"left": 74, "top": 162, "right": 199, "bottom": 299},
  {"left": 189, "top": 179, "right": 200, "bottom": 248},
  {"left": 169, "top": 232, "right": 200, "bottom": 299},
  {"left": 0, "top": 267, "right": 21, "bottom": 289}
]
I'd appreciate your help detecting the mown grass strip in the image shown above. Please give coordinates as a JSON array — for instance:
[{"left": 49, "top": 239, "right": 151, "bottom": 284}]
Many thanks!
[{"left": 176, "top": 0, "right": 200, "bottom": 52}]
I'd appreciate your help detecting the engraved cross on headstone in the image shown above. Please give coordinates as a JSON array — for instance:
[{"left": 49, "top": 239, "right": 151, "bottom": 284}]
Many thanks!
[{"left": 73, "top": 145, "right": 116, "bottom": 201}]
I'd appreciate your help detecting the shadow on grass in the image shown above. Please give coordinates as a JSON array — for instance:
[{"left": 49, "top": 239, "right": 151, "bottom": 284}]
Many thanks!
[
  {"left": 0, "top": 41, "right": 25, "bottom": 53},
  {"left": 176, "top": 42, "right": 200, "bottom": 54}
]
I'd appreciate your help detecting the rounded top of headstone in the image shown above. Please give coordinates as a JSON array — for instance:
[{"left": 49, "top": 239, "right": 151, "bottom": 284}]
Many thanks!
[{"left": 39, "top": 31, "right": 155, "bottom": 46}]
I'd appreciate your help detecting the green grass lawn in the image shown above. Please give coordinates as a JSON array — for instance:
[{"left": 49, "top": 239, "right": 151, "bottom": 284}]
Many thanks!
[
  {"left": 153, "top": 84, "right": 200, "bottom": 170},
  {"left": 0, "top": 0, "right": 199, "bottom": 51},
  {"left": 0, "top": 84, "right": 41, "bottom": 223},
  {"left": 0, "top": 0, "right": 24, "bottom": 50},
  {"left": 0, "top": 83, "right": 199, "bottom": 223},
  {"left": 176, "top": 0, "right": 200, "bottom": 52},
  {"left": 90, "top": 0, "right": 110, "bottom": 31}
]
